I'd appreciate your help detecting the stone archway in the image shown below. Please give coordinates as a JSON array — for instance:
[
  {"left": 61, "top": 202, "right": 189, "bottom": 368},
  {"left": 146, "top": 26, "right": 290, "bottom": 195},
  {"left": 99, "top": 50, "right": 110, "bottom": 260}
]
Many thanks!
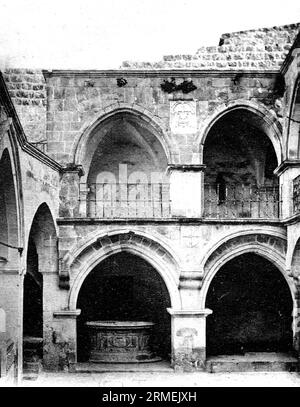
[
  {"left": 0, "top": 147, "right": 22, "bottom": 345},
  {"left": 201, "top": 233, "right": 297, "bottom": 358},
  {"left": 24, "top": 203, "right": 58, "bottom": 371},
  {"left": 0, "top": 118, "right": 23, "bottom": 376},
  {"left": 200, "top": 232, "right": 294, "bottom": 307},
  {"left": 0, "top": 149, "right": 19, "bottom": 267},
  {"left": 71, "top": 105, "right": 176, "bottom": 219},
  {"left": 73, "top": 104, "right": 174, "bottom": 182},
  {"left": 199, "top": 101, "right": 283, "bottom": 164},
  {"left": 64, "top": 229, "right": 181, "bottom": 366},
  {"left": 201, "top": 103, "right": 282, "bottom": 219},
  {"left": 67, "top": 230, "right": 181, "bottom": 311},
  {"left": 206, "top": 253, "right": 294, "bottom": 356},
  {"left": 76, "top": 251, "right": 172, "bottom": 362}
]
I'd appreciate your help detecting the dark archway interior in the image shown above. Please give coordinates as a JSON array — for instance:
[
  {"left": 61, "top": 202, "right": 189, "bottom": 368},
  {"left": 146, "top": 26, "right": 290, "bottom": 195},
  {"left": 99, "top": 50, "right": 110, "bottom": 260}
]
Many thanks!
[
  {"left": 23, "top": 238, "right": 43, "bottom": 338},
  {"left": 23, "top": 203, "right": 56, "bottom": 364},
  {"left": 203, "top": 110, "right": 278, "bottom": 186},
  {"left": 206, "top": 253, "right": 293, "bottom": 356},
  {"left": 77, "top": 252, "right": 171, "bottom": 362}
]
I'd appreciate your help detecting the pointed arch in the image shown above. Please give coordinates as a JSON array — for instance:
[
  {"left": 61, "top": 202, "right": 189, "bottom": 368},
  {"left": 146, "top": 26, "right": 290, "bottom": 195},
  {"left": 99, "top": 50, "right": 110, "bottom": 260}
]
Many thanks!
[
  {"left": 205, "top": 252, "right": 294, "bottom": 355},
  {"left": 199, "top": 233, "right": 297, "bottom": 339},
  {"left": 67, "top": 229, "right": 181, "bottom": 310},
  {"left": 26, "top": 202, "right": 58, "bottom": 274},
  {"left": 0, "top": 147, "right": 22, "bottom": 265},
  {"left": 199, "top": 100, "right": 283, "bottom": 164},
  {"left": 73, "top": 103, "right": 174, "bottom": 181}
]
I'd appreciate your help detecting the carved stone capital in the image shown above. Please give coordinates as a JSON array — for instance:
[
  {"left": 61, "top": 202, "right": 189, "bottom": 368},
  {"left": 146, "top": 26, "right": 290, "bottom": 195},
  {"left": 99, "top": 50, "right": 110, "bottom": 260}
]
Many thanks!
[{"left": 62, "top": 163, "right": 85, "bottom": 177}]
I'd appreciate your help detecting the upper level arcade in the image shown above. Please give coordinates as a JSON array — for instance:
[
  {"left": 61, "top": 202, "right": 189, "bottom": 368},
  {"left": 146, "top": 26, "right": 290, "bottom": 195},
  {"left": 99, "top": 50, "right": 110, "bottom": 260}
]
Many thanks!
[
  {"left": 60, "top": 102, "right": 283, "bottom": 221},
  {"left": 75, "top": 108, "right": 171, "bottom": 219},
  {"left": 203, "top": 107, "right": 281, "bottom": 220}
]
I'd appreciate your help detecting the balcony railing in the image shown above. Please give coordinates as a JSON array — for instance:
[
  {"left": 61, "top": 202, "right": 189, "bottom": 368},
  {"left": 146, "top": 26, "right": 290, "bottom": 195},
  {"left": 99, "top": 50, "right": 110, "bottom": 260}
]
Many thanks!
[
  {"left": 293, "top": 175, "right": 300, "bottom": 215},
  {"left": 204, "top": 183, "right": 280, "bottom": 219},
  {"left": 83, "top": 182, "right": 171, "bottom": 218}
]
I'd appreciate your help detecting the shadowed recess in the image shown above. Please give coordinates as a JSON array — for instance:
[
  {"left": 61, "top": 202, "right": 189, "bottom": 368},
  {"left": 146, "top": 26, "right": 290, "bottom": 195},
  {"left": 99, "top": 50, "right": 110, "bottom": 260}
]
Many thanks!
[
  {"left": 206, "top": 253, "right": 293, "bottom": 356},
  {"left": 76, "top": 252, "right": 171, "bottom": 362}
]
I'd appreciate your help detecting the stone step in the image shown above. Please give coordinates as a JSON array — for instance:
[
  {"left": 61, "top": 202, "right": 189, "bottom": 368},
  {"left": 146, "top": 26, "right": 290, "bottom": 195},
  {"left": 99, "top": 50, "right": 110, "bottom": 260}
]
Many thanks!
[
  {"left": 207, "top": 353, "right": 299, "bottom": 373},
  {"left": 23, "top": 360, "right": 42, "bottom": 374},
  {"left": 22, "top": 372, "right": 39, "bottom": 381}
]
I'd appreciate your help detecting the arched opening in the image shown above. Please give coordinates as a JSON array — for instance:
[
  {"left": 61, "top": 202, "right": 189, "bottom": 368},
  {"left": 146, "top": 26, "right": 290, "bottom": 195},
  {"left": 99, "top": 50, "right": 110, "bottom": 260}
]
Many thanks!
[
  {"left": 206, "top": 253, "right": 293, "bottom": 356},
  {"left": 82, "top": 111, "right": 170, "bottom": 218},
  {"left": 23, "top": 203, "right": 57, "bottom": 372},
  {"left": 203, "top": 109, "right": 280, "bottom": 219},
  {"left": 24, "top": 237, "right": 42, "bottom": 338},
  {"left": 287, "top": 79, "right": 300, "bottom": 159},
  {"left": 0, "top": 147, "right": 20, "bottom": 354},
  {"left": 76, "top": 251, "right": 171, "bottom": 363},
  {"left": 0, "top": 149, "right": 18, "bottom": 265}
]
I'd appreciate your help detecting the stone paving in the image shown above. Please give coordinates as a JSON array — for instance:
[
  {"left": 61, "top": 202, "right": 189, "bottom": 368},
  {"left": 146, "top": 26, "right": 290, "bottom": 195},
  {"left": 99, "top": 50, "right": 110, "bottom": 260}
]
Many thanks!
[{"left": 14, "top": 371, "right": 300, "bottom": 387}]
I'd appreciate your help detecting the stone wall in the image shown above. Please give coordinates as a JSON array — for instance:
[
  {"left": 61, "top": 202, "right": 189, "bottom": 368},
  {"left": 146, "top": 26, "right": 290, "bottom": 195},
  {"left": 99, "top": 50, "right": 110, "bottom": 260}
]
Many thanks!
[
  {"left": 44, "top": 72, "right": 280, "bottom": 166},
  {"left": 123, "top": 23, "right": 300, "bottom": 70},
  {"left": 3, "top": 69, "right": 46, "bottom": 142}
]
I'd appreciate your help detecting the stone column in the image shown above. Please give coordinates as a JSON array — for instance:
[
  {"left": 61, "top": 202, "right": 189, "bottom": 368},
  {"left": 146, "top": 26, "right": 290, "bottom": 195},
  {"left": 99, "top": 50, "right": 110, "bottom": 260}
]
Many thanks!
[
  {"left": 167, "top": 165, "right": 206, "bottom": 218},
  {"left": 167, "top": 308, "right": 212, "bottom": 372}
]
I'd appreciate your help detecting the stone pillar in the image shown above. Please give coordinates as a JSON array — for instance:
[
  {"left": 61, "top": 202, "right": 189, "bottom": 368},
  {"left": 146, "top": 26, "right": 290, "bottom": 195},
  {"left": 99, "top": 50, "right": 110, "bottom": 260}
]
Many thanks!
[
  {"left": 59, "top": 165, "right": 84, "bottom": 218},
  {"left": 274, "top": 161, "right": 300, "bottom": 218},
  {"left": 167, "top": 308, "right": 212, "bottom": 372},
  {"left": 167, "top": 165, "right": 205, "bottom": 218},
  {"left": 179, "top": 271, "right": 203, "bottom": 309},
  {"left": 43, "top": 310, "right": 81, "bottom": 371}
]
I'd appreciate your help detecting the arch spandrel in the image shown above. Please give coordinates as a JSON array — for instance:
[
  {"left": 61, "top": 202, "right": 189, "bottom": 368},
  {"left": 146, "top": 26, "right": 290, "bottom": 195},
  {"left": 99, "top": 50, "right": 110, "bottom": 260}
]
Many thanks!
[
  {"left": 65, "top": 229, "right": 181, "bottom": 310},
  {"left": 199, "top": 232, "right": 297, "bottom": 310}
]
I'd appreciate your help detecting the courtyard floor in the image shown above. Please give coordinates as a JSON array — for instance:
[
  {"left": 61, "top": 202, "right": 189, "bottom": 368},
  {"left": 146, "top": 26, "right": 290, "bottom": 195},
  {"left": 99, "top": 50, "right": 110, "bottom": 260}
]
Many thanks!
[{"left": 14, "top": 370, "right": 300, "bottom": 387}]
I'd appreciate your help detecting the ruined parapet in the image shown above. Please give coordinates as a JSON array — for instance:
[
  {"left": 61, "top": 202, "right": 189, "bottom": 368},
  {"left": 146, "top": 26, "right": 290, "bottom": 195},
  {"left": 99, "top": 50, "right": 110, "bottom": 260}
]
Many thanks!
[{"left": 122, "top": 23, "right": 300, "bottom": 70}]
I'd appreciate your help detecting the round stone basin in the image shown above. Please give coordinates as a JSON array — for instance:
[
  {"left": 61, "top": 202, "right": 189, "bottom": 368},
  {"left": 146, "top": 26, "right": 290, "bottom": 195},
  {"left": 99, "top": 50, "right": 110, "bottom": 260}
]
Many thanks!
[{"left": 86, "top": 320, "right": 161, "bottom": 363}]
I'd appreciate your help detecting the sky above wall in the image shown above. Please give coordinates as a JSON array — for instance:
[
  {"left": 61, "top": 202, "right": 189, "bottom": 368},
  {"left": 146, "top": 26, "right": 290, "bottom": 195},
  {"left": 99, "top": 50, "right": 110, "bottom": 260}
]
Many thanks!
[{"left": 0, "top": 0, "right": 300, "bottom": 69}]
